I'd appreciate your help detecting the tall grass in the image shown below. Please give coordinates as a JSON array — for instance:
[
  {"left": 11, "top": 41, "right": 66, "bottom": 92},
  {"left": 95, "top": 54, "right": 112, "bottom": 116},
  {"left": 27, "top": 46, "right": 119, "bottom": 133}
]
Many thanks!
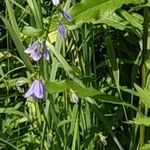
[{"left": 0, "top": 0, "right": 150, "bottom": 150}]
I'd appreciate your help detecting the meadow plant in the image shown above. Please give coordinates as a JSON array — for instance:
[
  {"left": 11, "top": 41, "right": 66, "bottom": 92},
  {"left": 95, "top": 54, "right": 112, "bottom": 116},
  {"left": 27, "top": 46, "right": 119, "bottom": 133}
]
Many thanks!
[{"left": 0, "top": 0, "right": 150, "bottom": 150}]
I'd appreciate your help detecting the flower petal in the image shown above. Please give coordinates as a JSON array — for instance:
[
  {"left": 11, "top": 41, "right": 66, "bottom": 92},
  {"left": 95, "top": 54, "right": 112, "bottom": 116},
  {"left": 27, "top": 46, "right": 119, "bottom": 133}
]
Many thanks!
[
  {"left": 33, "top": 80, "right": 44, "bottom": 99},
  {"left": 58, "top": 23, "right": 66, "bottom": 38},
  {"left": 24, "top": 47, "right": 36, "bottom": 54},
  {"left": 62, "top": 11, "right": 72, "bottom": 21},
  {"left": 30, "top": 51, "right": 42, "bottom": 61},
  {"left": 24, "top": 81, "right": 36, "bottom": 98},
  {"left": 24, "top": 41, "right": 39, "bottom": 54}
]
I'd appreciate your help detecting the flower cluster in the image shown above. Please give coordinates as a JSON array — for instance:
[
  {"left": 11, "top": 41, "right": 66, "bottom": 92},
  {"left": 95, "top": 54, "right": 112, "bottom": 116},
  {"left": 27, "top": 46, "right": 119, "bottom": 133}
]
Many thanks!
[
  {"left": 52, "top": 0, "right": 72, "bottom": 38},
  {"left": 25, "top": 40, "right": 50, "bottom": 61},
  {"left": 24, "top": 41, "right": 49, "bottom": 100}
]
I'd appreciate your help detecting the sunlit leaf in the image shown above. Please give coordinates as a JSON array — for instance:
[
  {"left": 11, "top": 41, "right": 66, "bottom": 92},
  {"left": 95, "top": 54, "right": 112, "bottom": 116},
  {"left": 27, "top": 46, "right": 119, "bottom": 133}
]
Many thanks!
[
  {"left": 134, "top": 84, "right": 150, "bottom": 108},
  {"left": 129, "top": 117, "right": 150, "bottom": 126}
]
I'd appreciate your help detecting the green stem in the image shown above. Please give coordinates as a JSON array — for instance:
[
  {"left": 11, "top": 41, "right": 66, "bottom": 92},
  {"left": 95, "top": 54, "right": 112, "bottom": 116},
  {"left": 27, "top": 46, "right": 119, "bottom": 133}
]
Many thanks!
[{"left": 139, "top": 0, "right": 149, "bottom": 147}]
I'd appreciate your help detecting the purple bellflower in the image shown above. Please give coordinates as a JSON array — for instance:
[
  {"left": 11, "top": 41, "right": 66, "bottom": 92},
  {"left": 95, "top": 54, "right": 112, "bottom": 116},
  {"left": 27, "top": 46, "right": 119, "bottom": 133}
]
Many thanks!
[
  {"left": 58, "top": 23, "right": 66, "bottom": 38},
  {"left": 62, "top": 10, "right": 72, "bottom": 21},
  {"left": 24, "top": 80, "right": 45, "bottom": 99},
  {"left": 52, "top": 0, "right": 59, "bottom": 6},
  {"left": 24, "top": 41, "right": 42, "bottom": 61},
  {"left": 25, "top": 41, "right": 50, "bottom": 61}
]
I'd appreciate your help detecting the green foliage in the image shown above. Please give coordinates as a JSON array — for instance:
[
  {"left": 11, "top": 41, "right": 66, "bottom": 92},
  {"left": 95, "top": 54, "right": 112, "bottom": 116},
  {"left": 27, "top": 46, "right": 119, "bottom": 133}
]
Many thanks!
[
  {"left": 70, "top": 0, "right": 123, "bottom": 24},
  {"left": 135, "top": 84, "right": 150, "bottom": 108},
  {"left": 0, "top": 0, "right": 149, "bottom": 149},
  {"left": 140, "top": 142, "right": 150, "bottom": 150},
  {"left": 129, "top": 117, "right": 150, "bottom": 126}
]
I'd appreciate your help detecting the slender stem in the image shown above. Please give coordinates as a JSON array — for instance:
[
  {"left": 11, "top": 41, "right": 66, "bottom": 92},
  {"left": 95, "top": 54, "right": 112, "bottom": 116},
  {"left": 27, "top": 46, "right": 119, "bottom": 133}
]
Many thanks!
[{"left": 139, "top": 0, "right": 149, "bottom": 147}]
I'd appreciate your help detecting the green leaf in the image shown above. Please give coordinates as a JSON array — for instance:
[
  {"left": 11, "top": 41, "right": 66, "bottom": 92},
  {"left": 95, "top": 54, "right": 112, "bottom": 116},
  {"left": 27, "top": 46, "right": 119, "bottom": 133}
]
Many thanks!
[
  {"left": 119, "top": 10, "right": 143, "bottom": 31},
  {"left": 0, "top": 0, "right": 34, "bottom": 73},
  {"left": 140, "top": 142, "right": 150, "bottom": 150},
  {"left": 134, "top": 84, "right": 150, "bottom": 108},
  {"left": 129, "top": 116, "right": 150, "bottom": 126},
  {"left": 47, "top": 80, "right": 100, "bottom": 97},
  {"left": 70, "top": 0, "right": 123, "bottom": 24},
  {"left": 26, "top": 0, "right": 43, "bottom": 28},
  {"left": 0, "top": 138, "right": 19, "bottom": 150},
  {"left": 105, "top": 36, "right": 120, "bottom": 94},
  {"left": 22, "top": 26, "right": 43, "bottom": 36},
  {"left": 95, "top": 13, "right": 128, "bottom": 30},
  {"left": 57, "top": 120, "right": 70, "bottom": 128},
  {"left": 0, "top": 108, "right": 25, "bottom": 116},
  {"left": 47, "top": 80, "right": 138, "bottom": 112},
  {"left": 124, "top": 0, "right": 144, "bottom": 4}
]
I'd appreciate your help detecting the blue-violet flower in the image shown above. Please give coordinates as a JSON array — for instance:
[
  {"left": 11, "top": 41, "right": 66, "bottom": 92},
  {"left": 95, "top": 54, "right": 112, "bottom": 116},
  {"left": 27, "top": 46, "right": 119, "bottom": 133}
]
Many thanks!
[
  {"left": 24, "top": 41, "right": 42, "bottom": 61},
  {"left": 62, "top": 10, "right": 72, "bottom": 21},
  {"left": 58, "top": 23, "right": 66, "bottom": 38},
  {"left": 25, "top": 41, "right": 50, "bottom": 61},
  {"left": 24, "top": 80, "right": 45, "bottom": 99}
]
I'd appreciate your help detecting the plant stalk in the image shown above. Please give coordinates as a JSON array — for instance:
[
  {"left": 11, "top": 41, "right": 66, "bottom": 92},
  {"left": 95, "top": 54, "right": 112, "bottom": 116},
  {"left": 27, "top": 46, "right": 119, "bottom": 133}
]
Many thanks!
[{"left": 139, "top": 0, "right": 149, "bottom": 147}]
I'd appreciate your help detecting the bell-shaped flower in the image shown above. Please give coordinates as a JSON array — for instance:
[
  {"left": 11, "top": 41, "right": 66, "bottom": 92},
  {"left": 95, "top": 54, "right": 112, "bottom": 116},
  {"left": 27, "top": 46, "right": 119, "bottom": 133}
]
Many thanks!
[
  {"left": 24, "top": 41, "right": 42, "bottom": 61},
  {"left": 62, "top": 10, "right": 72, "bottom": 21},
  {"left": 43, "top": 47, "right": 50, "bottom": 61},
  {"left": 52, "top": 0, "right": 59, "bottom": 6},
  {"left": 24, "top": 41, "right": 39, "bottom": 54},
  {"left": 24, "top": 80, "right": 45, "bottom": 99},
  {"left": 58, "top": 23, "right": 66, "bottom": 38}
]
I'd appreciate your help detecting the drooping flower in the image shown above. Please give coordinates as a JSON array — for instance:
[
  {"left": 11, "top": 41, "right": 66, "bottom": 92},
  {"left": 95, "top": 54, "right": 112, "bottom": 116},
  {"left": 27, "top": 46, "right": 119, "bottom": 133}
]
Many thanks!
[
  {"left": 24, "top": 41, "right": 42, "bottom": 61},
  {"left": 62, "top": 10, "right": 72, "bottom": 21},
  {"left": 58, "top": 23, "right": 66, "bottom": 38},
  {"left": 71, "top": 91, "right": 78, "bottom": 103},
  {"left": 24, "top": 80, "right": 45, "bottom": 99},
  {"left": 52, "top": 0, "right": 59, "bottom": 6},
  {"left": 25, "top": 41, "right": 51, "bottom": 61},
  {"left": 43, "top": 47, "right": 50, "bottom": 61}
]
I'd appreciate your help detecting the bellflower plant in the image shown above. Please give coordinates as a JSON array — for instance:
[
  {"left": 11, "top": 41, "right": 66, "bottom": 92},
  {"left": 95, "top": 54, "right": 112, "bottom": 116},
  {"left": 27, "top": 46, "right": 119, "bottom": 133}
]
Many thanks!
[{"left": 24, "top": 80, "right": 45, "bottom": 99}]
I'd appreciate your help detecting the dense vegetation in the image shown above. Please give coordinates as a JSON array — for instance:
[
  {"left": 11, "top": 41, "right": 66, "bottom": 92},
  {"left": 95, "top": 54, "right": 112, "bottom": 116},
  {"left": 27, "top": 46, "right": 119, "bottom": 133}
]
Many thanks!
[{"left": 0, "top": 0, "right": 150, "bottom": 149}]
